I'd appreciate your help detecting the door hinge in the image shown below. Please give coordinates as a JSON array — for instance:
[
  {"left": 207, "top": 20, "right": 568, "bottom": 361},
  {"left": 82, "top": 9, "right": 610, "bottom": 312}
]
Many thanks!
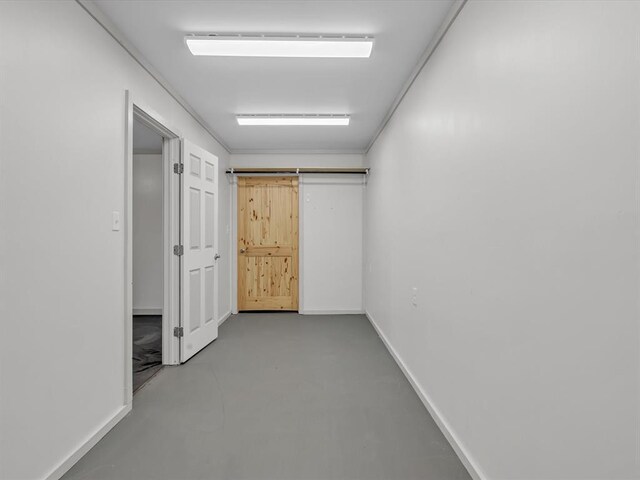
[
  {"left": 173, "top": 163, "right": 184, "bottom": 174},
  {"left": 173, "top": 326, "right": 184, "bottom": 338},
  {"left": 173, "top": 245, "right": 184, "bottom": 256}
]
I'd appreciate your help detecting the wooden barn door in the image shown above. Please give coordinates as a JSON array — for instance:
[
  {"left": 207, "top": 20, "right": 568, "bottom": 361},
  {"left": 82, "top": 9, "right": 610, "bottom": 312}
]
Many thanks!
[{"left": 237, "top": 176, "right": 299, "bottom": 311}]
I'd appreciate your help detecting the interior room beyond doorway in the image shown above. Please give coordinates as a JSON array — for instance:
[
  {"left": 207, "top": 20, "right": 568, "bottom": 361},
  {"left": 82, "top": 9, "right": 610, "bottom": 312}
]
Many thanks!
[{"left": 132, "top": 118, "right": 164, "bottom": 392}]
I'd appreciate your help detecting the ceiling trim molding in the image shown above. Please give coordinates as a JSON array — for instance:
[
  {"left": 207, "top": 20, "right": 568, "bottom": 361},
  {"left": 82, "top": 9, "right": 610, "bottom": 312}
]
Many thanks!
[
  {"left": 365, "top": 0, "right": 467, "bottom": 154},
  {"left": 76, "top": 0, "right": 232, "bottom": 153},
  {"left": 229, "top": 149, "right": 366, "bottom": 156}
]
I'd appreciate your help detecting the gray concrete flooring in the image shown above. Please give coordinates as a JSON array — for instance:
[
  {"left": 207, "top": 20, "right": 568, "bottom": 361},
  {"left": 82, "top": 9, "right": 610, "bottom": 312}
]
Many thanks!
[{"left": 64, "top": 313, "right": 471, "bottom": 480}]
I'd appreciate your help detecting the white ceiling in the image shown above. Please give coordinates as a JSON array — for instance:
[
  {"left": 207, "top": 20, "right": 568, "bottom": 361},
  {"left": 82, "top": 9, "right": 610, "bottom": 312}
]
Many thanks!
[{"left": 94, "top": 0, "right": 454, "bottom": 153}]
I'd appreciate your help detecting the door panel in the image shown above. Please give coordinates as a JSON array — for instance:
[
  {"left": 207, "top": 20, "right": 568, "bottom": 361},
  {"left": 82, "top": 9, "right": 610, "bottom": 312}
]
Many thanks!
[
  {"left": 238, "top": 176, "right": 298, "bottom": 310},
  {"left": 245, "top": 257, "right": 293, "bottom": 297},
  {"left": 181, "top": 140, "right": 219, "bottom": 362}
]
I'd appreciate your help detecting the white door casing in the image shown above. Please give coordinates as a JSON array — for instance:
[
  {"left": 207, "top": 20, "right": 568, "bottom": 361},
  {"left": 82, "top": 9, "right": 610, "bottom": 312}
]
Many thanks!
[{"left": 180, "top": 139, "right": 219, "bottom": 362}]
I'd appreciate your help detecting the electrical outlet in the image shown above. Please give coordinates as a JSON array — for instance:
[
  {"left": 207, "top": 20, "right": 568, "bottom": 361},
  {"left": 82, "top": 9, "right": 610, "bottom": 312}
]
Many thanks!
[{"left": 411, "top": 287, "right": 418, "bottom": 306}]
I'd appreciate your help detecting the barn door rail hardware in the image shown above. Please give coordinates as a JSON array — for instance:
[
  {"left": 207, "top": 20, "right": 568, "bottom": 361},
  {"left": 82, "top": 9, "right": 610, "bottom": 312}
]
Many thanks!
[{"left": 226, "top": 167, "right": 369, "bottom": 175}]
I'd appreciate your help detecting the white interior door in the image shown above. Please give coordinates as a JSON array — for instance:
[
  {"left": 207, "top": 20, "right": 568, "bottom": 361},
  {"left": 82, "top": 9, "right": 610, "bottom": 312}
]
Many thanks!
[{"left": 180, "top": 139, "right": 219, "bottom": 362}]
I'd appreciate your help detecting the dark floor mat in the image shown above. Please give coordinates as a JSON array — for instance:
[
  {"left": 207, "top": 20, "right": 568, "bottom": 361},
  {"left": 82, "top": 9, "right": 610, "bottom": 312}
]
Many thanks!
[{"left": 133, "top": 315, "right": 162, "bottom": 393}]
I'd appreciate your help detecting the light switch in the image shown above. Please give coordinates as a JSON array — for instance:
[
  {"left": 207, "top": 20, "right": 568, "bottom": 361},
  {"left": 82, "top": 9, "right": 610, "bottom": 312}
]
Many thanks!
[{"left": 112, "top": 211, "right": 121, "bottom": 231}]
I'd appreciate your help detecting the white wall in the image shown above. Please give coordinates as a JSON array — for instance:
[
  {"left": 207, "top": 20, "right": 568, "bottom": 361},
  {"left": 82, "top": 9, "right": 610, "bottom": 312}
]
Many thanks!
[
  {"left": 0, "top": 2, "right": 231, "bottom": 479},
  {"left": 231, "top": 153, "right": 365, "bottom": 169},
  {"left": 364, "top": 1, "right": 640, "bottom": 479},
  {"left": 132, "top": 154, "right": 163, "bottom": 313},
  {"left": 300, "top": 175, "right": 364, "bottom": 314}
]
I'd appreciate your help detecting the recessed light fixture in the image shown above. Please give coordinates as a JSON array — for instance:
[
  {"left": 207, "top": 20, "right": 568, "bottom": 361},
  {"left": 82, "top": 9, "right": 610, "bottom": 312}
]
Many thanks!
[
  {"left": 237, "top": 115, "right": 351, "bottom": 126},
  {"left": 185, "top": 34, "right": 373, "bottom": 58}
]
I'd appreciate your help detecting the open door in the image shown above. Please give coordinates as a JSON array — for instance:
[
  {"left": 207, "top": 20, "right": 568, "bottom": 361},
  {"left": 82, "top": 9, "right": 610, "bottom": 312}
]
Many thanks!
[{"left": 180, "top": 139, "right": 219, "bottom": 362}]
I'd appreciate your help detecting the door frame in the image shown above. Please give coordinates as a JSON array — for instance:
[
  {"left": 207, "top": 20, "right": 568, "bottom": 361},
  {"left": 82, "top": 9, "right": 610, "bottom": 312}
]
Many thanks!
[
  {"left": 124, "top": 91, "right": 182, "bottom": 405},
  {"left": 232, "top": 174, "right": 301, "bottom": 313}
]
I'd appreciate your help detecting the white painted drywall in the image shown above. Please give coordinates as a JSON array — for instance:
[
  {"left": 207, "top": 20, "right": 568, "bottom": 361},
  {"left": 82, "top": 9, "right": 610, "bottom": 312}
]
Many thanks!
[
  {"left": 230, "top": 153, "right": 365, "bottom": 169},
  {"left": 300, "top": 175, "right": 364, "bottom": 314},
  {"left": 364, "top": 1, "right": 640, "bottom": 479},
  {"left": 0, "top": 2, "right": 231, "bottom": 479},
  {"left": 132, "top": 154, "right": 163, "bottom": 314}
]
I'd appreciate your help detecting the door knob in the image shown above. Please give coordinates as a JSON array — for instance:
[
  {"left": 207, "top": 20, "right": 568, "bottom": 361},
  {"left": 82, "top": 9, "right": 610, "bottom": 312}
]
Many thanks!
[
  {"left": 214, "top": 253, "right": 221, "bottom": 260},
  {"left": 240, "top": 248, "right": 246, "bottom": 253}
]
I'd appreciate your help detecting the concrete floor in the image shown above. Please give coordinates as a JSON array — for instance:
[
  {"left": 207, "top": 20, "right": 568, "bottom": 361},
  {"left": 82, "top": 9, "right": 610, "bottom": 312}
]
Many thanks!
[{"left": 64, "top": 313, "right": 471, "bottom": 480}]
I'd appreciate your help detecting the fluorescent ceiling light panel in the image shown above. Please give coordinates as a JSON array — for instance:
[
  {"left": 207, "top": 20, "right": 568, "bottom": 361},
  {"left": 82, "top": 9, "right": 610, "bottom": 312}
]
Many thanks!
[
  {"left": 186, "top": 35, "right": 373, "bottom": 58},
  {"left": 237, "top": 115, "right": 350, "bottom": 126}
]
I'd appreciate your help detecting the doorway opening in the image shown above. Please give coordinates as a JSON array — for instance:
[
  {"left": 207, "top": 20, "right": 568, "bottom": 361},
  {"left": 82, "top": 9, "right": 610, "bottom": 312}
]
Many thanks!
[
  {"left": 125, "top": 97, "right": 183, "bottom": 403},
  {"left": 132, "top": 118, "right": 164, "bottom": 392},
  {"left": 124, "top": 94, "right": 221, "bottom": 402}
]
